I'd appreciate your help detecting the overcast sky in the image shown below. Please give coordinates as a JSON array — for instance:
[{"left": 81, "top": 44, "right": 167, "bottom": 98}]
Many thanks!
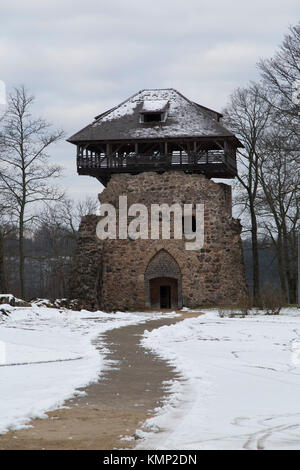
[{"left": 1, "top": 0, "right": 299, "bottom": 199}]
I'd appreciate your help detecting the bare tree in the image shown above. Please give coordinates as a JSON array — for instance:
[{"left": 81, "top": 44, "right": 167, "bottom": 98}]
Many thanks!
[
  {"left": 258, "top": 129, "right": 300, "bottom": 303},
  {"left": 257, "top": 22, "right": 300, "bottom": 302},
  {"left": 31, "top": 196, "right": 99, "bottom": 298},
  {"left": 0, "top": 86, "right": 64, "bottom": 298},
  {"left": 0, "top": 208, "right": 8, "bottom": 293},
  {"left": 258, "top": 21, "right": 300, "bottom": 153},
  {"left": 258, "top": 23, "right": 300, "bottom": 119},
  {"left": 0, "top": 110, "right": 10, "bottom": 293},
  {"left": 46, "top": 196, "right": 99, "bottom": 237},
  {"left": 223, "top": 83, "right": 273, "bottom": 304}
]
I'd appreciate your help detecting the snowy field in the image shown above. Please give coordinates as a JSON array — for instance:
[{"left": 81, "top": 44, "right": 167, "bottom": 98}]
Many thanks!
[
  {"left": 2, "top": 303, "right": 300, "bottom": 450},
  {"left": 138, "top": 307, "right": 300, "bottom": 450},
  {"left": 0, "top": 304, "right": 167, "bottom": 435}
]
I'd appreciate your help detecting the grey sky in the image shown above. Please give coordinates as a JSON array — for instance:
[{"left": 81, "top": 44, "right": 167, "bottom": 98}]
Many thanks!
[{"left": 1, "top": 0, "right": 299, "bottom": 199}]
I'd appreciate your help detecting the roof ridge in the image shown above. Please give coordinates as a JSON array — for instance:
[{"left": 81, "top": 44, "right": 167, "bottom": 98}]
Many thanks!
[{"left": 138, "top": 87, "right": 176, "bottom": 92}]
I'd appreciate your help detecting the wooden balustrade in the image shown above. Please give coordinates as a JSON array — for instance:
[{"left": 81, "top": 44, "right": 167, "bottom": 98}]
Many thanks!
[{"left": 76, "top": 147, "right": 237, "bottom": 183}]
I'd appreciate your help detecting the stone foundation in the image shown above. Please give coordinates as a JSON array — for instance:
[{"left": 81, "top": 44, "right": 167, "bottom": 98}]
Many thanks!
[{"left": 70, "top": 171, "right": 247, "bottom": 311}]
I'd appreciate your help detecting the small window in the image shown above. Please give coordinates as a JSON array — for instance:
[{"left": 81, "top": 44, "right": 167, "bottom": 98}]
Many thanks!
[{"left": 143, "top": 113, "right": 162, "bottom": 123}]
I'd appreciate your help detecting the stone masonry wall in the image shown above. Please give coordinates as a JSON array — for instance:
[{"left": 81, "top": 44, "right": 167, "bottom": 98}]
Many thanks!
[
  {"left": 97, "top": 171, "right": 247, "bottom": 311},
  {"left": 69, "top": 214, "right": 102, "bottom": 311}
]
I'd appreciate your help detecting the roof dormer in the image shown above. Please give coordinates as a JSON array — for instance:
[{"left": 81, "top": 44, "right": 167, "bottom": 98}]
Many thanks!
[{"left": 140, "top": 99, "right": 169, "bottom": 123}]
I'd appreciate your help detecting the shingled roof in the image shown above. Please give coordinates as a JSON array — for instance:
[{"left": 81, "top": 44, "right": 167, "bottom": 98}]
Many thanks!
[{"left": 68, "top": 88, "right": 240, "bottom": 143}]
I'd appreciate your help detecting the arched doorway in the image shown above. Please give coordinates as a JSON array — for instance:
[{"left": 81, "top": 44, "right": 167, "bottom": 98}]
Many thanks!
[
  {"left": 150, "top": 277, "right": 178, "bottom": 308},
  {"left": 144, "top": 250, "right": 182, "bottom": 309}
]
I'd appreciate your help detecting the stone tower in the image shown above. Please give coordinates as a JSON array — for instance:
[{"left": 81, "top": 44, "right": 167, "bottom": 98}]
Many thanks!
[{"left": 68, "top": 89, "right": 247, "bottom": 311}]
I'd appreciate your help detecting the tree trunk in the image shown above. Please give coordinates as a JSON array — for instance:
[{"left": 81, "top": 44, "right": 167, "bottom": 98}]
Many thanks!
[
  {"left": 250, "top": 202, "right": 260, "bottom": 306},
  {"left": 282, "top": 232, "right": 294, "bottom": 303},
  {"left": 285, "top": 230, "right": 298, "bottom": 304},
  {"left": 19, "top": 208, "right": 25, "bottom": 299},
  {"left": 0, "top": 230, "right": 7, "bottom": 294},
  {"left": 276, "top": 231, "right": 288, "bottom": 302}
]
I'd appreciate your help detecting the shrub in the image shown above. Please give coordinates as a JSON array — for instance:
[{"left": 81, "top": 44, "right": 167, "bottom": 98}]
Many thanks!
[
  {"left": 260, "top": 284, "right": 285, "bottom": 315},
  {"left": 218, "top": 295, "right": 252, "bottom": 318}
]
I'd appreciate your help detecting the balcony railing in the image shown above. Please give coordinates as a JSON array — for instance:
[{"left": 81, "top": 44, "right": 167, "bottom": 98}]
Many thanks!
[{"left": 77, "top": 149, "right": 237, "bottom": 176}]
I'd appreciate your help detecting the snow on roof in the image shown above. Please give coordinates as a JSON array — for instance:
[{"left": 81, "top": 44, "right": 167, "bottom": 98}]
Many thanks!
[
  {"left": 68, "top": 88, "right": 240, "bottom": 143},
  {"left": 141, "top": 100, "right": 169, "bottom": 113}
]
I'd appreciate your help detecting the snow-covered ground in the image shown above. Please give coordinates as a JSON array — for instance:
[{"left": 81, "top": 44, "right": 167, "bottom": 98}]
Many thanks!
[
  {"left": 3, "top": 303, "right": 300, "bottom": 450},
  {"left": 0, "top": 304, "right": 167, "bottom": 435},
  {"left": 138, "top": 307, "right": 300, "bottom": 450}
]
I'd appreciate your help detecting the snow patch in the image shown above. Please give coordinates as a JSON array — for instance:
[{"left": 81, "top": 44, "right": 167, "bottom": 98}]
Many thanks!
[
  {"left": 137, "top": 308, "right": 300, "bottom": 450},
  {"left": 0, "top": 307, "right": 172, "bottom": 434}
]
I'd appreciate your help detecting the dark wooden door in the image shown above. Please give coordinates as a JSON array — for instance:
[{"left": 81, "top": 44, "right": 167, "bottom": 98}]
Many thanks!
[{"left": 160, "top": 285, "right": 171, "bottom": 308}]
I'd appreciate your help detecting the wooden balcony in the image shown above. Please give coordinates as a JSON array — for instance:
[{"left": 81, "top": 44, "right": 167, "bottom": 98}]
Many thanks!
[{"left": 76, "top": 147, "right": 237, "bottom": 185}]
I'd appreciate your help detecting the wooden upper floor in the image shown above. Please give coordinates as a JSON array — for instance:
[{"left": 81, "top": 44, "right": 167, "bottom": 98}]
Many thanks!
[{"left": 68, "top": 89, "right": 242, "bottom": 186}]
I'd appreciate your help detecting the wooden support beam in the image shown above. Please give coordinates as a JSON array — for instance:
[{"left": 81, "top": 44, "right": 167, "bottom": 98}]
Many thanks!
[
  {"left": 213, "top": 139, "right": 225, "bottom": 151},
  {"left": 106, "top": 143, "right": 112, "bottom": 167}
]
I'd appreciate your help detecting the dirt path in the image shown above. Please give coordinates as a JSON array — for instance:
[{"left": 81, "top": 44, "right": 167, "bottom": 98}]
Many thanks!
[{"left": 0, "top": 312, "right": 201, "bottom": 450}]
